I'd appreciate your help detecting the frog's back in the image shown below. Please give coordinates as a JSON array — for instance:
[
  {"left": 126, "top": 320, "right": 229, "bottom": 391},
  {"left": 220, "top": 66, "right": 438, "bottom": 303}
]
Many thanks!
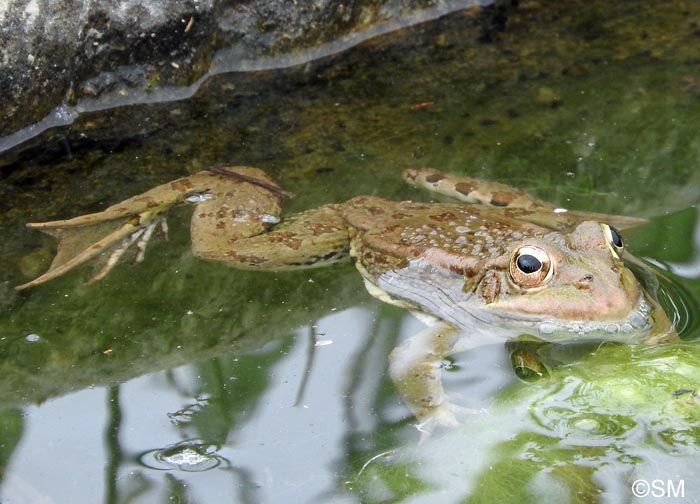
[{"left": 342, "top": 196, "right": 551, "bottom": 279}]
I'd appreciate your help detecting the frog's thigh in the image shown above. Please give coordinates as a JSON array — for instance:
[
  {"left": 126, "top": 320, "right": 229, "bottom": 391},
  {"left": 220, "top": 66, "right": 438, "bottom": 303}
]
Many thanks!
[
  {"left": 403, "top": 168, "right": 551, "bottom": 210},
  {"left": 193, "top": 203, "right": 350, "bottom": 270}
]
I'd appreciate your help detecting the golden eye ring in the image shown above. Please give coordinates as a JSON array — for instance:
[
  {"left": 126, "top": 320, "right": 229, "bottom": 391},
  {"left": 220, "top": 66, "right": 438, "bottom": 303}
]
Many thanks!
[
  {"left": 509, "top": 246, "right": 553, "bottom": 288},
  {"left": 601, "top": 224, "right": 624, "bottom": 258}
]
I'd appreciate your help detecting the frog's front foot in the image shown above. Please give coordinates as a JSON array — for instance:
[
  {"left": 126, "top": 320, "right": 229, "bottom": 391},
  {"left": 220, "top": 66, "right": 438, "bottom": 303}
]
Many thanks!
[
  {"left": 413, "top": 402, "right": 487, "bottom": 442},
  {"left": 389, "top": 320, "right": 483, "bottom": 438}
]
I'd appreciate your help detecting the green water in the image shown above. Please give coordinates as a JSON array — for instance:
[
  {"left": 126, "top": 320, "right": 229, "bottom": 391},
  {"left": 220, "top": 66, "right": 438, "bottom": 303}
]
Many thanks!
[{"left": 1, "top": 2, "right": 700, "bottom": 503}]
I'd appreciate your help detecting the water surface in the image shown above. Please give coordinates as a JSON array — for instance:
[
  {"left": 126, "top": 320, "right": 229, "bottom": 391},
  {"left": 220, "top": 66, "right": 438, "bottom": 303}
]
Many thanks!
[{"left": 1, "top": 2, "right": 700, "bottom": 503}]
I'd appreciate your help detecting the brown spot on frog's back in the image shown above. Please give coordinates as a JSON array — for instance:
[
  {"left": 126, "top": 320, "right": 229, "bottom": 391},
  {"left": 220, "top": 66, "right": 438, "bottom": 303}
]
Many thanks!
[
  {"left": 383, "top": 224, "right": 403, "bottom": 233},
  {"left": 170, "top": 179, "right": 195, "bottom": 192},
  {"left": 429, "top": 212, "right": 458, "bottom": 222},
  {"left": 490, "top": 191, "right": 516, "bottom": 207},
  {"left": 269, "top": 231, "right": 302, "bottom": 250},
  {"left": 425, "top": 173, "right": 446, "bottom": 183},
  {"left": 455, "top": 182, "right": 478, "bottom": 196},
  {"left": 225, "top": 250, "right": 266, "bottom": 265},
  {"left": 502, "top": 207, "right": 530, "bottom": 219},
  {"left": 310, "top": 223, "right": 340, "bottom": 235}
]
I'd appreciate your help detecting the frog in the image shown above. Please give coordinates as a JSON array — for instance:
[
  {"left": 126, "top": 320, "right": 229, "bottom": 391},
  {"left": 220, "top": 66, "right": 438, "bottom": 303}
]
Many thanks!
[{"left": 17, "top": 166, "right": 677, "bottom": 433}]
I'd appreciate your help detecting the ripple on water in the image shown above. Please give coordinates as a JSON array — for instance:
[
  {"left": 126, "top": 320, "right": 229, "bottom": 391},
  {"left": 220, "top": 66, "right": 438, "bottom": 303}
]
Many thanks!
[
  {"left": 138, "top": 440, "right": 223, "bottom": 472},
  {"left": 655, "top": 274, "right": 697, "bottom": 338},
  {"left": 528, "top": 377, "right": 639, "bottom": 445}
]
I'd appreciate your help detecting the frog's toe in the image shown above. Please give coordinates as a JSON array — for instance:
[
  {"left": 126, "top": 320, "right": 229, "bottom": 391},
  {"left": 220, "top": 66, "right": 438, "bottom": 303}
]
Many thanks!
[
  {"left": 16, "top": 211, "right": 167, "bottom": 290},
  {"left": 88, "top": 216, "right": 166, "bottom": 283}
]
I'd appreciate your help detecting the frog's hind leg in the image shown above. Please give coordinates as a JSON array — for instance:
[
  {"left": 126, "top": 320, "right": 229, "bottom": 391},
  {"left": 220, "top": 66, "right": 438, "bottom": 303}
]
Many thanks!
[
  {"left": 403, "top": 167, "right": 647, "bottom": 231},
  {"left": 403, "top": 168, "right": 552, "bottom": 210},
  {"left": 192, "top": 203, "right": 351, "bottom": 271},
  {"left": 16, "top": 167, "right": 284, "bottom": 290}
]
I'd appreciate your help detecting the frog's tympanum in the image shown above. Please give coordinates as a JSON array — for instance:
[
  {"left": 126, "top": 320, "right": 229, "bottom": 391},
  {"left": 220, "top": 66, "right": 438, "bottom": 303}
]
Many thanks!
[{"left": 18, "top": 167, "right": 677, "bottom": 433}]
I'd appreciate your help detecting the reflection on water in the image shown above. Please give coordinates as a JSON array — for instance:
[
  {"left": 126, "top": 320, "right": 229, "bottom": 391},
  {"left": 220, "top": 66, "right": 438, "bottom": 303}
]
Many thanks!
[
  {"left": 1, "top": 2, "right": 700, "bottom": 503},
  {"left": 2, "top": 308, "right": 390, "bottom": 503}
]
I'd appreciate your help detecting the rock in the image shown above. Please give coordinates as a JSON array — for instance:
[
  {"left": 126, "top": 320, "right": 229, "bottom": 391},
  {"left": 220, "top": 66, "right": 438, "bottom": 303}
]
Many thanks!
[{"left": 0, "top": 0, "right": 490, "bottom": 151}]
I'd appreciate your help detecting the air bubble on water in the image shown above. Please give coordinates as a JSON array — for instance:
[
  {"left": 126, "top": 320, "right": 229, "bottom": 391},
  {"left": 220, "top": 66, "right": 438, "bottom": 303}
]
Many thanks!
[
  {"left": 139, "top": 440, "right": 222, "bottom": 472},
  {"left": 53, "top": 104, "right": 78, "bottom": 123},
  {"left": 186, "top": 193, "right": 213, "bottom": 203},
  {"left": 573, "top": 417, "right": 600, "bottom": 432},
  {"left": 604, "top": 324, "right": 619, "bottom": 334},
  {"left": 629, "top": 311, "right": 650, "bottom": 328},
  {"left": 538, "top": 323, "right": 556, "bottom": 335}
]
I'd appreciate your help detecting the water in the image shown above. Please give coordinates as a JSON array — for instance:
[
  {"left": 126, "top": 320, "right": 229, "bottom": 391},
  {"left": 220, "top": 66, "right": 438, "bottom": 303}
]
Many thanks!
[{"left": 1, "top": 2, "right": 700, "bottom": 503}]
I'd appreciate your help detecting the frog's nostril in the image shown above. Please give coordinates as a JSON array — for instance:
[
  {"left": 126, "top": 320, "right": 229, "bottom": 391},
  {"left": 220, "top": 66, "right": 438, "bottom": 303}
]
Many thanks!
[{"left": 575, "top": 274, "right": 594, "bottom": 289}]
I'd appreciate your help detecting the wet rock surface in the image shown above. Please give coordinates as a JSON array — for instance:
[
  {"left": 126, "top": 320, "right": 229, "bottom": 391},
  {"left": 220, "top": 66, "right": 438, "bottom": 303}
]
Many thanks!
[{"left": 0, "top": 0, "right": 485, "bottom": 141}]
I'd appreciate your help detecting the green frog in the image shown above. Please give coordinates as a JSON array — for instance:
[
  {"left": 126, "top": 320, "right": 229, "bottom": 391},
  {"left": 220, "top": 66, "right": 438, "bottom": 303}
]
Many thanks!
[{"left": 17, "top": 167, "right": 676, "bottom": 433}]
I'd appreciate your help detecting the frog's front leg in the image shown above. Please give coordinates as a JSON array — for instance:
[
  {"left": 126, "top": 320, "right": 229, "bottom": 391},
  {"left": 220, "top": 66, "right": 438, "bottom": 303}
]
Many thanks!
[{"left": 389, "top": 320, "right": 485, "bottom": 438}]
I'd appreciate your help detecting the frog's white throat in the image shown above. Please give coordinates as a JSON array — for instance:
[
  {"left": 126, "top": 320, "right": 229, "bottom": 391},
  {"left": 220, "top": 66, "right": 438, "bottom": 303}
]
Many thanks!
[{"left": 375, "top": 259, "right": 658, "bottom": 343}]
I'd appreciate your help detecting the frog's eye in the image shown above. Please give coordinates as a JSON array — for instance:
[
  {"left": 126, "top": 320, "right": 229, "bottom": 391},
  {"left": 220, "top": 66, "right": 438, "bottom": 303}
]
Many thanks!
[
  {"left": 601, "top": 224, "right": 624, "bottom": 258},
  {"left": 509, "top": 246, "right": 553, "bottom": 288}
]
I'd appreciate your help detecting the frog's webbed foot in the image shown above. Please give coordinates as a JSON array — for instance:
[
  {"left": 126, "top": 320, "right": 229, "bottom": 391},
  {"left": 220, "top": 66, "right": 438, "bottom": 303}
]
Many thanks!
[
  {"left": 414, "top": 402, "right": 487, "bottom": 443},
  {"left": 89, "top": 215, "right": 170, "bottom": 283},
  {"left": 16, "top": 209, "right": 169, "bottom": 290},
  {"left": 17, "top": 167, "right": 285, "bottom": 290}
]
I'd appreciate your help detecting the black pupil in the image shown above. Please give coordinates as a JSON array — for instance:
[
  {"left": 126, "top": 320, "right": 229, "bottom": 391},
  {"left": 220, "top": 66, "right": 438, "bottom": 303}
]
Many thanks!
[
  {"left": 517, "top": 254, "right": 542, "bottom": 274},
  {"left": 609, "top": 226, "right": 623, "bottom": 248}
]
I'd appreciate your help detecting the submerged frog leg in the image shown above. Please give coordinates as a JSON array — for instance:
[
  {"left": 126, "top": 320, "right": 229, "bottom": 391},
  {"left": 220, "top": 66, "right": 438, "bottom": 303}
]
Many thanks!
[
  {"left": 193, "top": 203, "right": 350, "bottom": 270},
  {"left": 16, "top": 211, "right": 162, "bottom": 289},
  {"left": 389, "top": 320, "right": 485, "bottom": 440},
  {"left": 16, "top": 167, "right": 284, "bottom": 289},
  {"left": 403, "top": 167, "right": 552, "bottom": 210},
  {"left": 89, "top": 225, "right": 148, "bottom": 283},
  {"left": 403, "top": 167, "right": 647, "bottom": 231}
]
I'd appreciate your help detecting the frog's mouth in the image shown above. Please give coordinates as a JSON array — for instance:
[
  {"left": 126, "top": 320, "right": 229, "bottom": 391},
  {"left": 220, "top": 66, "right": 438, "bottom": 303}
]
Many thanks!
[{"left": 377, "top": 259, "right": 669, "bottom": 343}]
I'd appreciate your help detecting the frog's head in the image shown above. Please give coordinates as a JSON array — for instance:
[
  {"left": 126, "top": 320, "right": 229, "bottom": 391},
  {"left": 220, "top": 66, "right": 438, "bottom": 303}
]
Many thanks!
[
  {"left": 377, "top": 221, "right": 668, "bottom": 342},
  {"left": 492, "top": 221, "right": 640, "bottom": 323}
]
